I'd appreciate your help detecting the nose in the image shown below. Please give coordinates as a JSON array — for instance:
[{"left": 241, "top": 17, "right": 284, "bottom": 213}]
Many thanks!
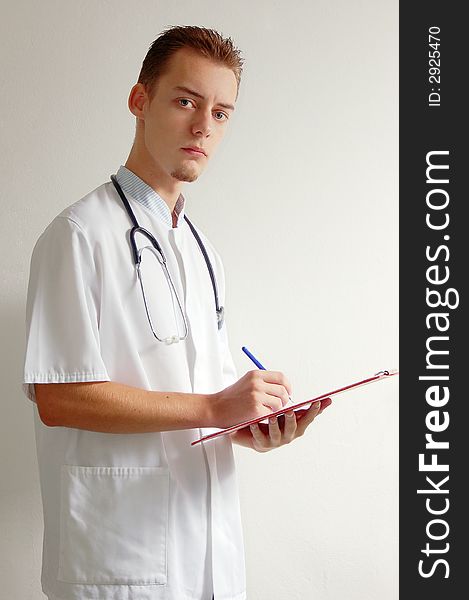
[{"left": 191, "top": 109, "right": 212, "bottom": 137}]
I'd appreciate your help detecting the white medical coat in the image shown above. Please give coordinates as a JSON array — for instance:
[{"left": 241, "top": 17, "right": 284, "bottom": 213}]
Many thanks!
[{"left": 22, "top": 180, "right": 246, "bottom": 600}]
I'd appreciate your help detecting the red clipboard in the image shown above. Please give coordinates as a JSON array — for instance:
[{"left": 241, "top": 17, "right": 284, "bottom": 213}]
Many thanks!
[{"left": 191, "top": 369, "right": 398, "bottom": 446}]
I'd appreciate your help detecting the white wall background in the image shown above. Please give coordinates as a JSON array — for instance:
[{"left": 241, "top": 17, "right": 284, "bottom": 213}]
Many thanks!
[{"left": 0, "top": 1, "right": 398, "bottom": 598}]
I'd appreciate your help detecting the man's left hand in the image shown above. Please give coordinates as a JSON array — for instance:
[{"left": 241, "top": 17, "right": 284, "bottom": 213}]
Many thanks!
[{"left": 230, "top": 397, "right": 332, "bottom": 452}]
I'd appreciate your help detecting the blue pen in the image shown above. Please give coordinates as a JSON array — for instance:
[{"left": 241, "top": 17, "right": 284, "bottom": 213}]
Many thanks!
[{"left": 241, "top": 346, "right": 266, "bottom": 370}]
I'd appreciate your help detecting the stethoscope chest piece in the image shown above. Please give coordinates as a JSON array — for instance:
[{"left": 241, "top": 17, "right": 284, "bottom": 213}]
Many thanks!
[{"left": 217, "top": 306, "right": 225, "bottom": 330}]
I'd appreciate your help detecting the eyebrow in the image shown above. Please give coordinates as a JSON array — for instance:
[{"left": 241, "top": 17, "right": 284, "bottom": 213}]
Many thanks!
[{"left": 173, "top": 85, "right": 235, "bottom": 111}]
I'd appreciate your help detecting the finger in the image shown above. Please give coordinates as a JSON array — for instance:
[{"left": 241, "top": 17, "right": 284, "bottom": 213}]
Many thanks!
[
  {"left": 250, "top": 423, "right": 267, "bottom": 448},
  {"left": 257, "top": 371, "right": 293, "bottom": 396},
  {"left": 268, "top": 417, "right": 282, "bottom": 445},
  {"left": 262, "top": 393, "right": 285, "bottom": 412},
  {"left": 318, "top": 397, "right": 332, "bottom": 414},
  {"left": 295, "top": 401, "right": 321, "bottom": 436},
  {"left": 262, "top": 382, "right": 291, "bottom": 407},
  {"left": 297, "top": 398, "right": 330, "bottom": 417},
  {"left": 283, "top": 410, "right": 297, "bottom": 441}
]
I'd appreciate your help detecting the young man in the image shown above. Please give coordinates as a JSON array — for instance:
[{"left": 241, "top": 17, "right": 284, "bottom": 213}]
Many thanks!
[{"left": 22, "top": 26, "right": 327, "bottom": 600}]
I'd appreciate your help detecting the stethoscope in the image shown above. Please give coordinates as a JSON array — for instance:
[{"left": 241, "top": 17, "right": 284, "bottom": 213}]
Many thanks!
[{"left": 110, "top": 175, "right": 224, "bottom": 344}]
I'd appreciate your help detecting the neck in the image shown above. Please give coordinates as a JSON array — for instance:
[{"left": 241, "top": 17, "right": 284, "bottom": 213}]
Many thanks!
[{"left": 125, "top": 144, "right": 182, "bottom": 213}]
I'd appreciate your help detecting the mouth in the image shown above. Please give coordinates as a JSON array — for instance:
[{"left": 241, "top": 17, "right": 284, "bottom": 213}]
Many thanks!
[{"left": 181, "top": 147, "right": 207, "bottom": 157}]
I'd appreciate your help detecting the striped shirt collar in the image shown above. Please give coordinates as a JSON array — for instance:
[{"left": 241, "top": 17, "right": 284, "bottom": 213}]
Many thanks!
[{"left": 115, "top": 165, "right": 186, "bottom": 228}]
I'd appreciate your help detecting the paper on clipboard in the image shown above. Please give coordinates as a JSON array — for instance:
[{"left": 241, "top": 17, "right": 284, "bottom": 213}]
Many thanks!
[{"left": 191, "top": 369, "right": 398, "bottom": 446}]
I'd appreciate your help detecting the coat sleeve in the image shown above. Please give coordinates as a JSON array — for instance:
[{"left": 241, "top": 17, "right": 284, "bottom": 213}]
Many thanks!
[{"left": 22, "top": 216, "right": 110, "bottom": 403}]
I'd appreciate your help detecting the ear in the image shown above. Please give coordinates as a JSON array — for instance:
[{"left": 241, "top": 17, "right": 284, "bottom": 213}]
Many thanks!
[{"left": 128, "top": 83, "right": 148, "bottom": 120}]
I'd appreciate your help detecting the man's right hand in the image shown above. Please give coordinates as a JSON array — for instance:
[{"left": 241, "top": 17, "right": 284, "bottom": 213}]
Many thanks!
[{"left": 209, "top": 370, "right": 292, "bottom": 428}]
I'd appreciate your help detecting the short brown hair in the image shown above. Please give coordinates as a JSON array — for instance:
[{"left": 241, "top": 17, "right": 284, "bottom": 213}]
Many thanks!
[{"left": 137, "top": 25, "right": 244, "bottom": 101}]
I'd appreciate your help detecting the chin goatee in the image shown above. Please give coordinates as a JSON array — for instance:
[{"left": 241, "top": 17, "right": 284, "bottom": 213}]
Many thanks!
[{"left": 171, "top": 166, "right": 199, "bottom": 183}]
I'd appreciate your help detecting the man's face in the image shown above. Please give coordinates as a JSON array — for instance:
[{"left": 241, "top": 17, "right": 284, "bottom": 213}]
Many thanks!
[{"left": 136, "top": 47, "right": 238, "bottom": 184}]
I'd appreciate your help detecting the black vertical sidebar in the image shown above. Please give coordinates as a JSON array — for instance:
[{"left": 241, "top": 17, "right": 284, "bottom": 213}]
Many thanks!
[{"left": 400, "top": 2, "right": 466, "bottom": 597}]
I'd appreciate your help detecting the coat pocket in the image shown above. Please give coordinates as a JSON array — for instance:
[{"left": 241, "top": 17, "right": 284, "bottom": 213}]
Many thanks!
[{"left": 57, "top": 465, "right": 169, "bottom": 585}]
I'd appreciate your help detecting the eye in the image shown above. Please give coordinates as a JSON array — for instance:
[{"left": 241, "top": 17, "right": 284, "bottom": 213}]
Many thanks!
[
  {"left": 178, "top": 98, "right": 195, "bottom": 108},
  {"left": 214, "top": 111, "right": 228, "bottom": 121}
]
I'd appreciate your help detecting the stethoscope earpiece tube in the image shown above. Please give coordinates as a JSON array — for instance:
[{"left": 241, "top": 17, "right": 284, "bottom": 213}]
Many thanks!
[{"left": 129, "top": 226, "right": 165, "bottom": 266}]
